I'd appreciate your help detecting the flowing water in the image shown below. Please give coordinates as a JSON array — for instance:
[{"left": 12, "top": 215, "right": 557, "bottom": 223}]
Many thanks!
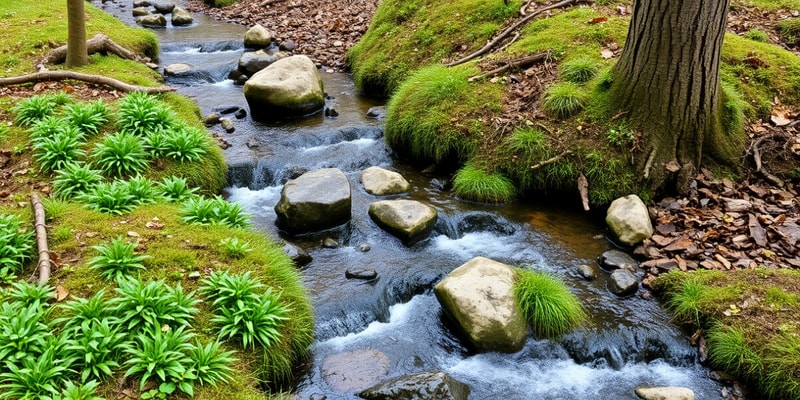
[{"left": 93, "top": 2, "right": 723, "bottom": 398}]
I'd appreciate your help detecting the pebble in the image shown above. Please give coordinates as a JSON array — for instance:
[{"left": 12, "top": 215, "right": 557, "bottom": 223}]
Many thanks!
[{"left": 322, "top": 238, "right": 339, "bottom": 249}]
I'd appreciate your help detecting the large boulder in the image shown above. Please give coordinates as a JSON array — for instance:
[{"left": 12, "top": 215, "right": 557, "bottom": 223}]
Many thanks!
[
  {"left": 635, "top": 387, "right": 695, "bottom": 400},
  {"left": 275, "top": 168, "right": 351, "bottom": 234},
  {"left": 358, "top": 371, "right": 470, "bottom": 400},
  {"left": 360, "top": 166, "right": 411, "bottom": 196},
  {"left": 244, "top": 55, "right": 325, "bottom": 120},
  {"left": 237, "top": 50, "right": 285, "bottom": 76},
  {"left": 368, "top": 200, "right": 437, "bottom": 245},
  {"left": 244, "top": 24, "right": 273, "bottom": 48},
  {"left": 171, "top": 7, "right": 193, "bottom": 26},
  {"left": 434, "top": 257, "right": 527, "bottom": 353},
  {"left": 606, "top": 195, "right": 654, "bottom": 246}
]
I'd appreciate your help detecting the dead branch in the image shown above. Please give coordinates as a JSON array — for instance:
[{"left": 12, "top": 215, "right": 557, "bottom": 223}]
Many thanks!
[
  {"left": 31, "top": 193, "right": 51, "bottom": 284},
  {"left": 529, "top": 150, "right": 573, "bottom": 170},
  {"left": 467, "top": 52, "right": 549, "bottom": 82},
  {"left": 577, "top": 173, "right": 589, "bottom": 211},
  {"left": 642, "top": 147, "right": 656, "bottom": 179},
  {"left": 447, "top": 0, "right": 580, "bottom": 67},
  {"left": 0, "top": 71, "right": 174, "bottom": 93},
  {"left": 43, "top": 33, "right": 149, "bottom": 65}
]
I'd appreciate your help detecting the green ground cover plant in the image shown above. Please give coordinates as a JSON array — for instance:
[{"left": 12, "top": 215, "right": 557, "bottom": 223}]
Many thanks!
[{"left": 514, "top": 268, "right": 586, "bottom": 338}]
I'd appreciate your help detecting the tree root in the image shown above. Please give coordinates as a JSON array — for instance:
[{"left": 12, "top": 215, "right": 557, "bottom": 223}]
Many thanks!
[
  {"left": 467, "top": 52, "right": 549, "bottom": 82},
  {"left": 642, "top": 147, "right": 657, "bottom": 179},
  {"left": 529, "top": 150, "right": 572, "bottom": 170},
  {"left": 577, "top": 173, "right": 589, "bottom": 211},
  {"left": 31, "top": 193, "right": 51, "bottom": 284},
  {"left": 446, "top": 0, "right": 580, "bottom": 67},
  {"left": 0, "top": 71, "right": 174, "bottom": 93},
  {"left": 42, "top": 33, "right": 151, "bottom": 65}
]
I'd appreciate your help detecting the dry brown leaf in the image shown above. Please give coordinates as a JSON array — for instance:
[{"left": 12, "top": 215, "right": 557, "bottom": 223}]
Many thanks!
[{"left": 55, "top": 285, "right": 69, "bottom": 301}]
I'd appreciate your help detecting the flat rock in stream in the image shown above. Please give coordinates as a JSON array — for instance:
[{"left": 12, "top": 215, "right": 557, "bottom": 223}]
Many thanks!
[
  {"left": 137, "top": 13, "right": 167, "bottom": 27},
  {"left": 171, "top": 7, "right": 193, "bottom": 26},
  {"left": 153, "top": 1, "right": 175, "bottom": 14},
  {"left": 360, "top": 166, "right": 411, "bottom": 195},
  {"left": 635, "top": 386, "right": 695, "bottom": 400},
  {"left": 282, "top": 242, "right": 312, "bottom": 266},
  {"left": 358, "top": 371, "right": 470, "bottom": 400},
  {"left": 244, "top": 24, "right": 273, "bottom": 48},
  {"left": 368, "top": 199, "right": 437, "bottom": 245},
  {"left": 599, "top": 249, "right": 639, "bottom": 271},
  {"left": 608, "top": 269, "right": 639, "bottom": 296},
  {"left": 275, "top": 168, "right": 351, "bottom": 234}
]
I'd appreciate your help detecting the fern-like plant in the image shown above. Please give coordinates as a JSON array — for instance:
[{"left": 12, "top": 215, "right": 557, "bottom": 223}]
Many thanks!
[
  {"left": 92, "top": 131, "right": 149, "bottom": 177},
  {"left": 55, "top": 290, "right": 116, "bottom": 334},
  {"left": 62, "top": 100, "right": 110, "bottom": 137},
  {"left": 64, "top": 318, "right": 125, "bottom": 382},
  {"left": 0, "top": 302, "right": 51, "bottom": 367},
  {"left": 52, "top": 163, "right": 104, "bottom": 199},
  {"left": 78, "top": 181, "right": 138, "bottom": 215},
  {"left": 29, "top": 116, "right": 69, "bottom": 145},
  {"left": 6, "top": 281, "right": 55, "bottom": 306},
  {"left": 33, "top": 129, "right": 86, "bottom": 173},
  {"left": 219, "top": 237, "right": 252, "bottom": 259},
  {"left": 163, "top": 126, "right": 208, "bottom": 162},
  {"left": 111, "top": 277, "right": 199, "bottom": 334},
  {"left": 89, "top": 237, "right": 149, "bottom": 281},
  {"left": 158, "top": 176, "right": 198, "bottom": 202},
  {"left": 0, "top": 345, "right": 71, "bottom": 399},
  {"left": 190, "top": 340, "right": 235, "bottom": 387},
  {"left": 53, "top": 380, "right": 104, "bottom": 400},
  {"left": 0, "top": 214, "right": 34, "bottom": 273},
  {"left": 123, "top": 175, "right": 162, "bottom": 205},
  {"left": 123, "top": 326, "right": 197, "bottom": 395},
  {"left": 181, "top": 196, "right": 250, "bottom": 228},
  {"left": 12, "top": 95, "right": 58, "bottom": 126},
  {"left": 213, "top": 288, "right": 288, "bottom": 349},
  {"left": 116, "top": 92, "right": 175, "bottom": 136}
]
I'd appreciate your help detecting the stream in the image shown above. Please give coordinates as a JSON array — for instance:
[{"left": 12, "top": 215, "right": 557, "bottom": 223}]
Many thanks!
[{"left": 93, "top": 2, "right": 723, "bottom": 398}]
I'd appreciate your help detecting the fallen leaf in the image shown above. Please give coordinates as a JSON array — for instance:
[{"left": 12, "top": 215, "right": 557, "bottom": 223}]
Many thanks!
[
  {"left": 127, "top": 231, "right": 140, "bottom": 237},
  {"left": 55, "top": 285, "right": 69, "bottom": 301},
  {"left": 601, "top": 49, "right": 615, "bottom": 59},
  {"left": 588, "top": 17, "right": 607, "bottom": 24}
]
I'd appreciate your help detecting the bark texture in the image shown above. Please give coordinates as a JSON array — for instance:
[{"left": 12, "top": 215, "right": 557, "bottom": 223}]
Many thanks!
[
  {"left": 66, "top": 0, "right": 88, "bottom": 67},
  {"left": 611, "top": 0, "right": 731, "bottom": 192}
]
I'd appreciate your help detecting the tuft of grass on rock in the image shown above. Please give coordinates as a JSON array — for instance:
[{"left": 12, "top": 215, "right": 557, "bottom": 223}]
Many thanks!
[
  {"left": 514, "top": 268, "right": 585, "bottom": 339},
  {"left": 452, "top": 163, "right": 516, "bottom": 203}
]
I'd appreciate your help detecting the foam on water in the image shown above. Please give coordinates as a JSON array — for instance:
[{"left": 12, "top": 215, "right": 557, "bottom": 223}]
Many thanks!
[
  {"left": 431, "top": 231, "right": 549, "bottom": 267},
  {"left": 318, "top": 296, "right": 417, "bottom": 350},
  {"left": 301, "top": 137, "right": 377, "bottom": 153}
]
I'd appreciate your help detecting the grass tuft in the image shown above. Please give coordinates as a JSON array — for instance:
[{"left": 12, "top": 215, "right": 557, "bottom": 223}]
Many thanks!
[
  {"left": 452, "top": 163, "right": 516, "bottom": 203},
  {"left": 560, "top": 56, "right": 600, "bottom": 83},
  {"left": 514, "top": 269, "right": 585, "bottom": 338},
  {"left": 542, "top": 82, "right": 588, "bottom": 119}
]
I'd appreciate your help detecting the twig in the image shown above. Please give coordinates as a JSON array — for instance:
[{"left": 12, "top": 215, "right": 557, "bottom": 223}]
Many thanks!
[
  {"left": 529, "top": 150, "right": 572, "bottom": 170},
  {"left": 577, "top": 173, "right": 589, "bottom": 211},
  {"left": 467, "top": 52, "right": 549, "bottom": 82},
  {"left": 0, "top": 71, "right": 174, "bottom": 93},
  {"left": 31, "top": 193, "right": 51, "bottom": 284},
  {"left": 447, "top": 0, "right": 580, "bottom": 67},
  {"left": 495, "top": 32, "right": 520, "bottom": 54},
  {"left": 642, "top": 147, "right": 656, "bottom": 179}
]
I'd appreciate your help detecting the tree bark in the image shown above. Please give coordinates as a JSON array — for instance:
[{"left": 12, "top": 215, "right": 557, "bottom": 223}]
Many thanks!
[
  {"left": 610, "top": 0, "right": 734, "bottom": 193},
  {"left": 66, "top": 0, "right": 88, "bottom": 67},
  {"left": 44, "top": 33, "right": 148, "bottom": 65}
]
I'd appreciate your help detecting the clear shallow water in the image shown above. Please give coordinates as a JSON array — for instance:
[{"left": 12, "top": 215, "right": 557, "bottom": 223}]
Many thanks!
[{"left": 93, "top": 2, "right": 724, "bottom": 398}]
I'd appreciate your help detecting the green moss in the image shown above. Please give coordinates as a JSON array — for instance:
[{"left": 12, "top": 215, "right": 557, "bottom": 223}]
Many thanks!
[
  {"left": 743, "top": 29, "right": 770, "bottom": 43},
  {"left": 542, "top": 82, "right": 589, "bottom": 118},
  {"left": 777, "top": 18, "right": 800, "bottom": 43},
  {"left": 452, "top": 162, "right": 516, "bottom": 203},
  {"left": 514, "top": 268, "right": 586, "bottom": 339}
]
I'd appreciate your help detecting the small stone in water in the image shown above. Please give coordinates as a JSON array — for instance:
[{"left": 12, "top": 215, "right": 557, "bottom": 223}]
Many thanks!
[
  {"left": 577, "top": 264, "right": 596, "bottom": 280},
  {"left": 345, "top": 268, "right": 377, "bottom": 280},
  {"left": 322, "top": 238, "right": 339, "bottom": 249},
  {"left": 358, "top": 243, "right": 371, "bottom": 252}
]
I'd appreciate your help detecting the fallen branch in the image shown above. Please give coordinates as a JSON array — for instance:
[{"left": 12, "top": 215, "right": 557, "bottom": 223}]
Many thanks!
[
  {"left": 642, "top": 147, "right": 656, "bottom": 179},
  {"left": 31, "top": 193, "right": 51, "bottom": 284},
  {"left": 467, "top": 52, "right": 549, "bottom": 82},
  {"left": 529, "top": 150, "right": 572, "bottom": 170},
  {"left": 447, "top": 0, "right": 580, "bottom": 67},
  {"left": 0, "top": 71, "right": 174, "bottom": 93},
  {"left": 577, "top": 173, "right": 589, "bottom": 211},
  {"left": 43, "top": 33, "right": 150, "bottom": 65}
]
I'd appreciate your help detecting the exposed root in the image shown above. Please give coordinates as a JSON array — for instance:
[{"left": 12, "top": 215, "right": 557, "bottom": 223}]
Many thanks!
[
  {"left": 0, "top": 71, "right": 174, "bottom": 93},
  {"left": 31, "top": 193, "right": 51, "bottom": 284},
  {"left": 42, "top": 33, "right": 151, "bottom": 65},
  {"left": 529, "top": 150, "right": 573, "bottom": 170},
  {"left": 467, "top": 52, "right": 549, "bottom": 82},
  {"left": 577, "top": 173, "right": 589, "bottom": 211},
  {"left": 642, "top": 147, "right": 657, "bottom": 179}
]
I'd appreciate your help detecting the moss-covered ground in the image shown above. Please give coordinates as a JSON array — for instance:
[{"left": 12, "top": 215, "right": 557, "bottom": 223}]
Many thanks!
[
  {"left": 0, "top": 0, "right": 313, "bottom": 398},
  {"left": 350, "top": 0, "right": 800, "bottom": 205}
]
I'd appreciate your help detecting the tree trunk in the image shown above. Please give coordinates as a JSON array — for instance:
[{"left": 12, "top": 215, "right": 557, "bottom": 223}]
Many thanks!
[
  {"left": 66, "top": 0, "right": 88, "bottom": 67},
  {"left": 610, "top": 0, "right": 734, "bottom": 193}
]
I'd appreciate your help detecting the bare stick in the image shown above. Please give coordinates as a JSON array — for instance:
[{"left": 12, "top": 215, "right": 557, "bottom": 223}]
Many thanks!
[
  {"left": 0, "top": 71, "right": 174, "bottom": 93},
  {"left": 467, "top": 52, "right": 549, "bottom": 82},
  {"left": 529, "top": 150, "right": 572, "bottom": 170},
  {"left": 577, "top": 173, "right": 589, "bottom": 211},
  {"left": 31, "top": 193, "right": 51, "bottom": 284},
  {"left": 447, "top": 0, "right": 580, "bottom": 67},
  {"left": 642, "top": 147, "right": 656, "bottom": 179}
]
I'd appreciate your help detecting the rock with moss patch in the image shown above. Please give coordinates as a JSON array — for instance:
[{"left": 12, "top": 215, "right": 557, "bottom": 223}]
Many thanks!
[
  {"left": 434, "top": 257, "right": 527, "bottom": 353},
  {"left": 244, "top": 55, "right": 325, "bottom": 120},
  {"left": 608, "top": 269, "right": 639, "bottom": 296},
  {"left": 275, "top": 168, "right": 351, "bottom": 234},
  {"left": 244, "top": 24, "right": 273, "bottom": 48},
  {"left": 606, "top": 195, "right": 654, "bottom": 246},
  {"left": 171, "top": 7, "right": 193, "bottom": 26},
  {"left": 360, "top": 166, "right": 411, "bottom": 195},
  {"left": 368, "top": 200, "right": 437, "bottom": 245},
  {"left": 137, "top": 13, "right": 167, "bottom": 27},
  {"left": 635, "top": 386, "right": 695, "bottom": 400},
  {"left": 358, "top": 371, "right": 470, "bottom": 400}
]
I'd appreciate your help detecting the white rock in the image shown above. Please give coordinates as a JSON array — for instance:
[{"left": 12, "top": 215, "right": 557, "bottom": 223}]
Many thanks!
[{"left": 606, "top": 194, "right": 654, "bottom": 246}]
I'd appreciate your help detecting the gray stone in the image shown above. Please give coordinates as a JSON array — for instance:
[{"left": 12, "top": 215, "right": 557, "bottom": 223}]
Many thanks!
[
  {"left": 213, "top": 104, "right": 240, "bottom": 114},
  {"left": 360, "top": 166, "right": 411, "bottom": 196},
  {"left": 152, "top": 1, "right": 174, "bottom": 14},
  {"left": 280, "top": 39, "right": 296, "bottom": 52},
  {"left": 282, "top": 242, "right": 312, "bottom": 267},
  {"left": 187, "top": 271, "right": 201, "bottom": 279},
  {"left": 635, "top": 386, "right": 695, "bottom": 400},
  {"left": 132, "top": 7, "right": 151, "bottom": 17},
  {"left": 599, "top": 249, "right": 639, "bottom": 271},
  {"left": 577, "top": 264, "right": 596, "bottom": 280},
  {"left": 324, "top": 107, "right": 338, "bottom": 117},
  {"left": 606, "top": 195, "right": 654, "bottom": 246},
  {"left": 346, "top": 268, "right": 377, "bottom": 280},
  {"left": 358, "top": 243, "right": 371, "bottom": 252},
  {"left": 137, "top": 13, "right": 167, "bottom": 27},
  {"left": 244, "top": 55, "right": 324, "bottom": 120},
  {"left": 322, "top": 349, "right": 390, "bottom": 392},
  {"left": 238, "top": 50, "right": 282, "bottom": 76},
  {"left": 170, "top": 6, "right": 193, "bottom": 26},
  {"left": 133, "top": 0, "right": 151, "bottom": 7},
  {"left": 434, "top": 257, "right": 527, "bottom": 353},
  {"left": 366, "top": 106, "right": 387, "bottom": 119},
  {"left": 234, "top": 108, "right": 247, "bottom": 119},
  {"left": 220, "top": 117, "right": 235, "bottom": 133},
  {"left": 358, "top": 371, "right": 470, "bottom": 400},
  {"left": 203, "top": 113, "right": 221, "bottom": 126},
  {"left": 275, "top": 168, "right": 351, "bottom": 234},
  {"left": 163, "top": 63, "right": 191, "bottom": 76},
  {"left": 244, "top": 24, "right": 273, "bottom": 48},
  {"left": 608, "top": 269, "right": 639, "bottom": 296},
  {"left": 322, "top": 238, "right": 339, "bottom": 249},
  {"left": 369, "top": 200, "right": 437, "bottom": 245}
]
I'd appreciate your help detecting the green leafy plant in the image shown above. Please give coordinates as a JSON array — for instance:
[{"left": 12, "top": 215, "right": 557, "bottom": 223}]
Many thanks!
[
  {"left": 32, "top": 128, "right": 86, "bottom": 173},
  {"left": 123, "top": 175, "right": 161, "bottom": 205},
  {"left": 29, "top": 116, "right": 69, "bottom": 145},
  {"left": 542, "top": 82, "right": 588, "bottom": 118},
  {"left": 777, "top": 18, "right": 800, "bottom": 44},
  {"left": 181, "top": 196, "right": 250, "bottom": 228},
  {"left": 452, "top": 163, "right": 516, "bottom": 203},
  {"left": 144, "top": 128, "right": 169, "bottom": 159},
  {"left": 606, "top": 127, "right": 636, "bottom": 147},
  {"left": 707, "top": 324, "right": 763, "bottom": 378},
  {"left": 666, "top": 279, "right": 708, "bottom": 326},
  {"left": 56, "top": 290, "right": 116, "bottom": 334},
  {"left": 157, "top": 176, "right": 198, "bottom": 202},
  {"left": 0, "top": 214, "right": 34, "bottom": 273},
  {"left": 6, "top": 281, "right": 54, "bottom": 306},
  {"left": 514, "top": 269, "right": 586, "bottom": 338},
  {"left": 77, "top": 181, "right": 138, "bottom": 215},
  {"left": 0, "top": 345, "right": 71, "bottom": 399},
  {"left": 163, "top": 126, "right": 209, "bottom": 162},
  {"left": 62, "top": 100, "right": 110, "bottom": 136},
  {"left": 122, "top": 326, "right": 196, "bottom": 396},
  {"left": 52, "top": 163, "right": 104, "bottom": 199},
  {"left": 0, "top": 302, "right": 51, "bottom": 367},
  {"left": 89, "top": 237, "right": 149, "bottom": 281},
  {"left": 53, "top": 380, "right": 104, "bottom": 400},
  {"left": 64, "top": 318, "right": 125, "bottom": 382},
  {"left": 189, "top": 339, "right": 235, "bottom": 387},
  {"left": 111, "top": 277, "right": 199, "bottom": 335},
  {"left": 560, "top": 56, "right": 600, "bottom": 83},
  {"left": 92, "top": 131, "right": 150, "bottom": 177},
  {"left": 220, "top": 237, "right": 252, "bottom": 259},
  {"left": 200, "top": 270, "right": 264, "bottom": 308},
  {"left": 12, "top": 94, "right": 58, "bottom": 126},
  {"left": 116, "top": 92, "right": 176, "bottom": 136}
]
